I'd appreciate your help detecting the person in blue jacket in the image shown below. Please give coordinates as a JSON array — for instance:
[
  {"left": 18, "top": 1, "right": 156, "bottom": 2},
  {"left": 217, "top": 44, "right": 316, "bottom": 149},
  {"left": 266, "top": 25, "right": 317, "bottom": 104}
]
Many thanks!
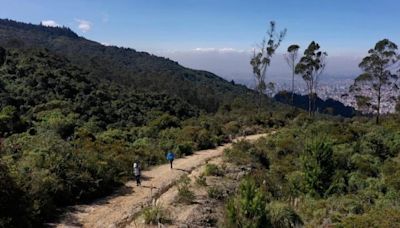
[{"left": 166, "top": 151, "right": 175, "bottom": 169}]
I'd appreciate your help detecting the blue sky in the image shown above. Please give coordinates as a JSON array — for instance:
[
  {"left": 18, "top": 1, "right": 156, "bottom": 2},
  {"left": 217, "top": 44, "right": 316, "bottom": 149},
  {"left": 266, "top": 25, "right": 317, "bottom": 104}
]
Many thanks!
[{"left": 1, "top": 0, "right": 399, "bottom": 82}]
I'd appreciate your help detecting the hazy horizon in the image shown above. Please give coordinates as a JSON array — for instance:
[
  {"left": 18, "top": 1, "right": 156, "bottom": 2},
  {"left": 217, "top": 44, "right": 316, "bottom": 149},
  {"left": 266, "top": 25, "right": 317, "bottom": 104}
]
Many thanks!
[
  {"left": 157, "top": 49, "right": 363, "bottom": 85},
  {"left": 1, "top": 0, "right": 399, "bottom": 85}
]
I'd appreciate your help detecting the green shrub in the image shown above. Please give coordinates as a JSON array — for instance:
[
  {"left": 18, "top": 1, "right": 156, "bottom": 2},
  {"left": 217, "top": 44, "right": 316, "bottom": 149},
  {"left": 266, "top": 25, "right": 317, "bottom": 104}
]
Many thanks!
[
  {"left": 197, "top": 129, "right": 214, "bottom": 149},
  {"left": 195, "top": 174, "right": 207, "bottom": 186},
  {"left": 96, "top": 128, "right": 127, "bottom": 144},
  {"left": 224, "top": 140, "right": 253, "bottom": 162},
  {"left": 286, "top": 171, "right": 306, "bottom": 198},
  {"left": 350, "top": 153, "right": 380, "bottom": 177},
  {"left": 382, "top": 159, "right": 400, "bottom": 191},
  {"left": 326, "top": 170, "right": 347, "bottom": 195},
  {"left": 36, "top": 109, "right": 77, "bottom": 139},
  {"left": 361, "top": 128, "right": 393, "bottom": 160},
  {"left": 142, "top": 204, "right": 171, "bottom": 225},
  {"left": 207, "top": 186, "right": 224, "bottom": 200},
  {"left": 0, "top": 162, "right": 29, "bottom": 227},
  {"left": 341, "top": 208, "right": 400, "bottom": 228},
  {"left": 301, "top": 138, "right": 335, "bottom": 197},
  {"left": 176, "top": 175, "right": 194, "bottom": 204},
  {"left": 268, "top": 201, "right": 303, "bottom": 228},
  {"left": 224, "top": 139, "right": 269, "bottom": 168},
  {"left": 1, "top": 131, "right": 128, "bottom": 223},
  {"left": 0, "top": 105, "right": 26, "bottom": 137},
  {"left": 178, "top": 126, "right": 201, "bottom": 143},
  {"left": 204, "top": 163, "right": 223, "bottom": 176},
  {"left": 224, "top": 121, "right": 240, "bottom": 136},
  {"left": 175, "top": 142, "right": 193, "bottom": 156},
  {"left": 348, "top": 172, "right": 368, "bottom": 192},
  {"left": 149, "top": 114, "right": 180, "bottom": 131},
  {"left": 225, "top": 178, "right": 270, "bottom": 228}
]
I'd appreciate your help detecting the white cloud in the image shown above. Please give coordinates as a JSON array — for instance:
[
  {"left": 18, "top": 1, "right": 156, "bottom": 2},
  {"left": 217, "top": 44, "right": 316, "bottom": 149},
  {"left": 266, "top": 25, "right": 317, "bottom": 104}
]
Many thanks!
[
  {"left": 41, "top": 20, "right": 59, "bottom": 27},
  {"left": 193, "top": 47, "right": 248, "bottom": 53},
  {"left": 75, "top": 19, "right": 92, "bottom": 33},
  {"left": 193, "top": 48, "right": 217, "bottom": 52},
  {"left": 219, "top": 48, "right": 236, "bottom": 52}
]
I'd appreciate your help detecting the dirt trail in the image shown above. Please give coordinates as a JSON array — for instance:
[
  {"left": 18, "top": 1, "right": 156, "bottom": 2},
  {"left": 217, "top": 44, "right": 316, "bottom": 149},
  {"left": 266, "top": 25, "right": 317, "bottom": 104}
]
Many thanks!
[
  {"left": 56, "top": 133, "right": 267, "bottom": 228},
  {"left": 147, "top": 156, "right": 226, "bottom": 227}
]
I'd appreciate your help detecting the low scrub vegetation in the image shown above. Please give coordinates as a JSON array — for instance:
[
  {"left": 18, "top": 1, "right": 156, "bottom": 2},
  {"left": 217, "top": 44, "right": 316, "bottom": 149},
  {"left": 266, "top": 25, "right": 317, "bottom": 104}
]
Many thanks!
[
  {"left": 225, "top": 178, "right": 303, "bottom": 228},
  {"left": 142, "top": 204, "right": 171, "bottom": 225},
  {"left": 204, "top": 163, "right": 223, "bottom": 176},
  {"left": 207, "top": 186, "right": 224, "bottom": 200},
  {"left": 224, "top": 116, "right": 400, "bottom": 227},
  {"left": 176, "top": 175, "right": 195, "bottom": 204},
  {"left": 195, "top": 174, "right": 207, "bottom": 186}
]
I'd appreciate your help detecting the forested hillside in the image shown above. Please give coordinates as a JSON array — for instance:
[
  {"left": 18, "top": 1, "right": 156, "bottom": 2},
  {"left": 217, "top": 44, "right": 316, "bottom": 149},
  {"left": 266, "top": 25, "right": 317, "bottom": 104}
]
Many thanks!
[
  {"left": 0, "top": 48, "right": 200, "bottom": 136},
  {"left": 0, "top": 19, "right": 256, "bottom": 112}
]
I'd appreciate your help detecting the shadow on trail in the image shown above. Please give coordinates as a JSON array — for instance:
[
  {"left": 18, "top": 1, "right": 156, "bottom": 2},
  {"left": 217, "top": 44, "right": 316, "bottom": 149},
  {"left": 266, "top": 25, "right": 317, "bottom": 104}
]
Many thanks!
[
  {"left": 175, "top": 168, "right": 190, "bottom": 173},
  {"left": 141, "top": 174, "right": 154, "bottom": 181},
  {"left": 115, "top": 185, "right": 135, "bottom": 196},
  {"left": 140, "top": 185, "right": 157, "bottom": 189}
]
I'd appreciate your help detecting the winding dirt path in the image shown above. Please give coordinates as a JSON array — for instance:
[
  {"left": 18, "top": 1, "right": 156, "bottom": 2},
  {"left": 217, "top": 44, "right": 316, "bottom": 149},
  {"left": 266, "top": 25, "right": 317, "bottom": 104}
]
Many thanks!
[{"left": 55, "top": 133, "right": 268, "bottom": 228}]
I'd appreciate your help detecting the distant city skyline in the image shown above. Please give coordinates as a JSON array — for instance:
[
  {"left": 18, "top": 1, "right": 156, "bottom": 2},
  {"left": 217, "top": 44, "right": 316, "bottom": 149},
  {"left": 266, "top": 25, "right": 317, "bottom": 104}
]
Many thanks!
[
  {"left": 159, "top": 49, "right": 363, "bottom": 85},
  {"left": 1, "top": 0, "right": 399, "bottom": 83}
]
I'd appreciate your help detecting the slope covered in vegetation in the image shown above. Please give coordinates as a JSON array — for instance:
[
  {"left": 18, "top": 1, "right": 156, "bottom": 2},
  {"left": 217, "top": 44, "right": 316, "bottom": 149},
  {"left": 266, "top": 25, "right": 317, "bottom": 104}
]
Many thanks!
[
  {"left": 0, "top": 19, "right": 256, "bottom": 112},
  {"left": 0, "top": 48, "right": 199, "bottom": 135},
  {"left": 0, "top": 44, "right": 292, "bottom": 226},
  {"left": 223, "top": 114, "right": 400, "bottom": 227}
]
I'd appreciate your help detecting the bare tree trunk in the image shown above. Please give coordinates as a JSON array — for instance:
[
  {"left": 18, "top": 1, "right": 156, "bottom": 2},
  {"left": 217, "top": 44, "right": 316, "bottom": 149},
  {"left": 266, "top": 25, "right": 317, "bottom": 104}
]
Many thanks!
[
  {"left": 308, "top": 93, "right": 312, "bottom": 117},
  {"left": 376, "top": 86, "right": 381, "bottom": 124},
  {"left": 292, "top": 68, "right": 295, "bottom": 105},
  {"left": 312, "top": 93, "right": 317, "bottom": 116},
  {"left": 291, "top": 56, "right": 295, "bottom": 105},
  {"left": 310, "top": 80, "right": 315, "bottom": 116}
]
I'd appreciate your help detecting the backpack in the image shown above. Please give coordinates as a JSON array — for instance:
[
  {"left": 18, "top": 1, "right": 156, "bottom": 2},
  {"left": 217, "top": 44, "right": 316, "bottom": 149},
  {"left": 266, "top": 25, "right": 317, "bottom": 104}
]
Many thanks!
[
  {"left": 167, "top": 152, "right": 175, "bottom": 161},
  {"left": 133, "top": 163, "right": 140, "bottom": 175}
]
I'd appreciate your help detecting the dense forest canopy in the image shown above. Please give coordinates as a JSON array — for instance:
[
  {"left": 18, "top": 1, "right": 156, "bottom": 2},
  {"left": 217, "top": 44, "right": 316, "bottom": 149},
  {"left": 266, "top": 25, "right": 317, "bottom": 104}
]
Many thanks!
[{"left": 0, "top": 47, "right": 201, "bottom": 136}]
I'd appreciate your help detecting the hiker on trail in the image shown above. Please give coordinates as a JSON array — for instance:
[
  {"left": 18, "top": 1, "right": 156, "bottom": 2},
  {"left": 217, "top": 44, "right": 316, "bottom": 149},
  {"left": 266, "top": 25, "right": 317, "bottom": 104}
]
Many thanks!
[
  {"left": 133, "top": 162, "right": 141, "bottom": 186},
  {"left": 166, "top": 151, "right": 175, "bottom": 169}
]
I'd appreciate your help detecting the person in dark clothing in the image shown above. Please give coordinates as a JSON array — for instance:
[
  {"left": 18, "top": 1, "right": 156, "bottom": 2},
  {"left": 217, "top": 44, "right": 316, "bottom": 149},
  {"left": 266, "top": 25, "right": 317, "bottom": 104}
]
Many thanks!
[
  {"left": 166, "top": 151, "right": 175, "bottom": 169},
  {"left": 133, "top": 162, "right": 141, "bottom": 186}
]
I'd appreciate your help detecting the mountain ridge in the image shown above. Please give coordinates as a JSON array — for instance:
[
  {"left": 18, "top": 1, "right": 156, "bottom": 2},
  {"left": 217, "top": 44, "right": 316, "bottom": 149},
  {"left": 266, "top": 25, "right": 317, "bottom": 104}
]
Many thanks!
[{"left": 0, "top": 19, "right": 258, "bottom": 112}]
